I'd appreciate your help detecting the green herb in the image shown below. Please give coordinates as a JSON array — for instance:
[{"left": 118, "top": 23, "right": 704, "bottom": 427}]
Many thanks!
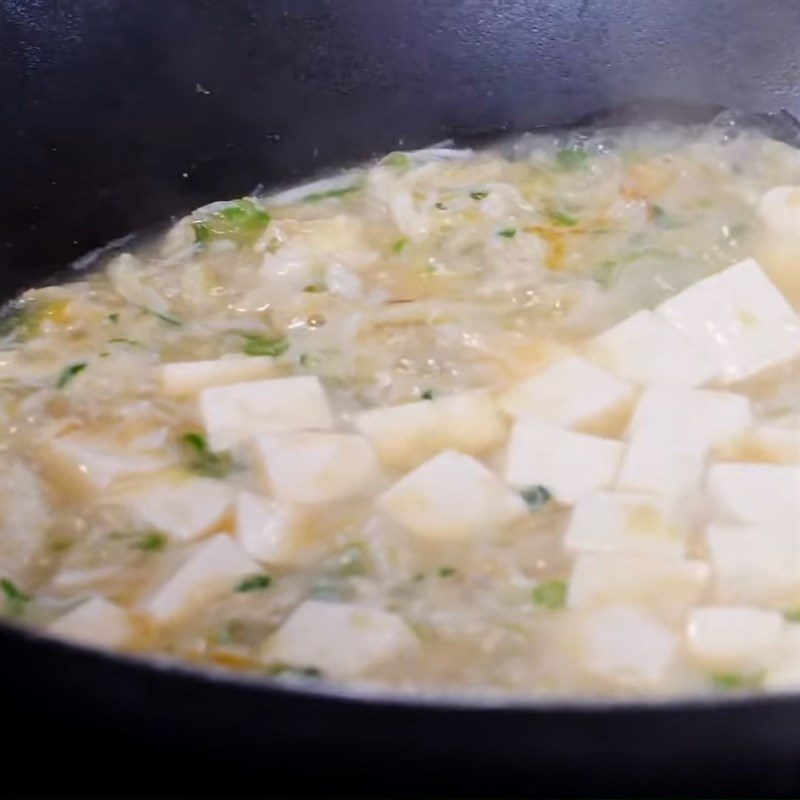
[
  {"left": 784, "top": 608, "right": 800, "bottom": 623},
  {"left": 181, "top": 431, "right": 234, "bottom": 478},
  {"left": 435, "top": 202, "right": 448, "bottom": 210},
  {"left": 548, "top": 210, "right": 579, "bottom": 227},
  {"left": 727, "top": 222, "right": 748, "bottom": 240},
  {"left": 236, "top": 573, "right": 272, "bottom": 592},
  {"left": 108, "top": 337, "right": 144, "bottom": 347},
  {"left": 711, "top": 672, "right": 763, "bottom": 691},
  {"left": 302, "top": 185, "right": 361, "bottom": 203},
  {"left": 0, "top": 302, "right": 53, "bottom": 341},
  {"left": 303, "top": 284, "right": 326, "bottom": 293},
  {"left": 593, "top": 261, "right": 621, "bottom": 289},
  {"left": 420, "top": 389, "right": 436, "bottom": 400},
  {"left": 381, "top": 152, "right": 410, "bottom": 168},
  {"left": 1, "top": 578, "right": 31, "bottom": 617},
  {"left": 266, "top": 663, "right": 323, "bottom": 679},
  {"left": 338, "top": 542, "right": 368, "bottom": 577},
  {"left": 151, "top": 310, "right": 182, "bottom": 326},
  {"left": 412, "top": 572, "right": 426, "bottom": 583},
  {"left": 241, "top": 333, "right": 289, "bottom": 358},
  {"left": 520, "top": 485, "right": 552, "bottom": 511},
  {"left": 555, "top": 147, "right": 588, "bottom": 171},
  {"left": 469, "top": 190, "right": 489, "bottom": 201},
  {"left": 498, "top": 228, "right": 517, "bottom": 238},
  {"left": 192, "top": 197, "right": 271, "bottom": 245},
  {"left": 391, "top": 237, "right": 409, "bottom": 254},
  {"left": 56, "top": 362, "right": 87, "bottom": 389},
  {"left": 532, "top": 579, "right": 567, "bottom": 610},
  {"left": 650, "top": 205, "right": 683, "bottom": 229},
  {"left": 131, "top": 531, "right": 168, "bottom": 552},
  {"left": 438, "top": 566, "right": 457, "bottom": 578},
  {"left": 310, "top": 583, "right": 349, "bottom": 601},
  {"left": 107, "top": 313, "right": 120, "bottom": 324}
]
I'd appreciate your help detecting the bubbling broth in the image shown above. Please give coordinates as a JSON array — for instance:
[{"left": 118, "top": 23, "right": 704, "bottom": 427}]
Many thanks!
[{"left": 1, "top": 122, "right": 798, "bottom": 698}]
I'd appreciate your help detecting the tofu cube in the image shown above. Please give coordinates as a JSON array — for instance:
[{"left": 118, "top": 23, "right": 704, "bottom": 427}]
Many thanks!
[
  {"left": 252, "top": 431, "right": 379, "bottom": 504},
  {"left": 705, "top": 523, "right": 800, "bottom": 610},
  {"left": 764, "top": 624, "right": 800, "bottom": 691},
  {"left": 686, "top": 606, "right": 784, "bottom": 671},
  {"left": 567, "top": 552, "right": 708, "bottom": 611},
  {"left": 261, "top": 600, "right": 416, "bottom": 678},
  {"left": 759, "top": 186, "right": 800, "bottom": 240},
  {"left": 140, "top": 533, "right": 260, "bottom": 623},
  {"left": 586, "top": 309, "right": 716, "bottom": 387},
  {"left": 505, "top": 417, "right": 623, "bottom": 504},
  {"left": 655, "top": 258, "right": 800, "bottom": 383},
  {"left": 115, "top": 474, "right": 234, "bottom": 541},
  {"left": 617, "top": 388, "right": 752, "bottom": 497},
  {"left": 159, "top": 356, "right": 278, "bottom": 397},
  {"left": 48, "top": 597, "right": 134, "bottom": 648},
  {"left": 565, "top": 492, "right": 690, "bottom": 557},
  {"left": 354, "top": 390, "right": 505, "bottom": 470},
  {"left": 579, "top": 605, "right": 677, "bottom": 685},
  {"left": 498, "top": 356, "right": 634, "bottom": 429},
  {"left": 200, "top": 375, "right": 333, "bottom": 451},
  {"left": 377, "top": 450, "right": 527, "bottom": 540},
  {"left": 706, "top": 463, "right": 800, "bottom": 530}
]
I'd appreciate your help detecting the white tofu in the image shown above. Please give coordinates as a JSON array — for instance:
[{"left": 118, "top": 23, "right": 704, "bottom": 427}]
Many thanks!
[
  {"left": 48, "top": 597, "right": 134, "bottom": 648},
  {"left": 377, "top": 450, "right": 527, "bottom": 540},
  {"left": 200, "top": 375, "right": 333, "bottom": 451},
  {"left": 115, "top": 474, "right": 234, "bottom": 541},
  {"left": 617, "top": 388, "right": 752, "bottom": 497},
  {"left": 749, "top": 425, "right": 800, "bottom": 464},
  {"left": 262, "top": 600, "right": 416, "bottom": 678},
  {"left": 252, "top": 431, "right": 378, "bottom": 505},
  {"left": 567, "top": 553, "right": 708, "bottom": 611},
  {"left": 686, "top": 606, "right": 784, "bottom": 671},
  {"left": 159, "top": 356, "right": 278, "bottom": 397},
  {"left": 655, "top": 258, "right": 800, "bottom": 383},
  {"left": 586, "top": 309, "right": 716, "bottom": 387},
  {"left": 498, "top": 356, "right": 634, "bottom": 429},
  {"left": 565, "top": 492, "right": 690, "bottom": 557},
  {"left": 580, "top": 605, "right": 676, "bottom": 685},
  {"left": 764, "top": 624, "right": 800, "bottom": 691},
  {"left": 706, "top": 463, "right": 800, "bottom": 530},
  {"left": 706, "top": 523, "right": 800, "bottom": 610},
  {"left": 353, "top": 390, "right": 505, "bottom": 470},
  {"left": 235, "top": 492, "right": 316, "bottom": 566},
  {"left": 759, "top": 186, "right": 800, "bottom": 239},
  {"left": 140, "top": 533, "right": 260, "bottom": 623},
  {"left": 504, "top": 417, "right": 623, "bottom": 504}
]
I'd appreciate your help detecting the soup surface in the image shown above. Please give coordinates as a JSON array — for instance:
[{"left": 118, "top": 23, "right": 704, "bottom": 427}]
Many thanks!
[{"left": 1, "top": 122, "right": 799, "bottom": 699}]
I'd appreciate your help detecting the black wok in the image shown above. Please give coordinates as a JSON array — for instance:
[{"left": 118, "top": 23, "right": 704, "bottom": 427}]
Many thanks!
[{"left": 1, "top": 1, "right": 799, "bottom": 797}]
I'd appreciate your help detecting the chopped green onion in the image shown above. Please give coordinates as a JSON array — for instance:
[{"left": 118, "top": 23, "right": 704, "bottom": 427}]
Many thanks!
[
  {"left": 391, "top": 237, "right": 409, "bottom": 254},
  {"left": 56, "top": 362, "right": 87, "bottom": 389},
  {"left": 181, "top": 431, "right": 234, "bottom": 478},
  {"left": 338, "top": 542, "right": 368, "bottom": 577},
  {"left": 131, "top": 531, "right": 168, "bottom": 552},
  {"left": 438, "top": 566, "right": 457, "bottom": 578},
  {"left": 711, "top": 672, "right": 763, "bottom": 691},
  {"left": 266, "top": 663, "right": 323, "bottom": 679},
  {"left": 784, "top": 608, "right": 800, "bottom": 623},
  {"left": 435, "top": 202, "right": 448, "bottom": 210},
  {"left": 381, "top": 152, "right": 410, "bottom": 168},
  {"left": 236, "top": 574, "right": 272, "bottom": 592},
  {"left": 420, "top": 389, "right": 436, "bottom": 400},
  {"left": 593, "top": 261, "right": 621, "bottom": 289},
  {"left": 108, "top": 337, "right": 144, "bottom": 347},
  {"left": 192, "top": 197, "right": 271, "bottom": 245},
  {"left": 303, "top": 284, "right": 326, "bottom": 293},
  {"left": 151, "top": 310, "right": 182, "bottom": 326},
  {"left": 532, "top": 579, "right": 567, "bottom": 610},
  {"left": 650, "top": 205, "right": 683, "bottom": 229},
  {"left": 241, "top": 334, "right": 289, "bottom": 358},
  {"left": 548, "top": 210, "right": 579, "bottom": 227},
  {"left": 470, "top": 190, "right": 489, "bottom": 200},
  {"left": 498, "top": 228, "right": 517, "bottom": 238},
  {"left": 1, "top": 578, "right": 31, "bottom": 618},
  {"left": 302, "top": 185, "right": 361, "bottom": 203},
  {"left": 107, "top": 313, "right": 120, "bottom": 324},
  {"left": 555, "top": 147, "right": 588, "bottom": 171},
  {"left": 310, "top": 583, "right": 349, "bottom": 601},
  {"left": 520, "top": 485, "right": 552, "bottom": 511}
]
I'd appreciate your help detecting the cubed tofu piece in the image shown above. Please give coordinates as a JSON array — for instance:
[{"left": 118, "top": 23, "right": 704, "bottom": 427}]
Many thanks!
[
  {"left": 498, "top": 356, "right": 634, "bottom": 429},
  {"left": 115, "top": 474, "right": 234, "bottom": 541},
  {"left": 579, "top": 605, "right": 676, "bottom": 685},
  {"left": 764, "top": 624, "right": 800, "bottom": 691},
  {"left": 140, "top": 533, "right": 260, "bottom": 623},
  {"left": 261, "top": 599, "right": 416, "bottom": 678},
  {"left": 377, "top": 450, "right": 527, "bottom": 540},
  {"left": 235, "top": 492, "right": 317, "bottom": 566},
  {"left": 48, "top": 597, "right": 134, "bottom": 648},
  {"left": 759, "top": 186, "right": 800, "bottom": 239},
  {"left": 617, "top": 388, "right": 752, "bottom": 497},
  {"left": 655, "top": 258, "right": 800, "bottom": 383},
  {"left": 565, "top": 492, "right": 690, "bottom": 557},
  {"left": 353, "top": 390, "right": 505, "bottom": 470},
  {"left": 706, "top": 463, "right": 800, "bottom": 530},
  {"left": 159, "top": 356, "right": 278, "bottom": 397},
  {"left": 567, "top": 553, "right": 708, "bottom": 611},
  {"left": 705, "top": 523, "right": 800, "bottom": 610},
  {"left": 505, "top": 417, "right": 623, "bottom": 504},
  {"left": 686, "top": 606, "right": 784, "bottom": 671},
  {"left": 252, "top": 431, "right": 379, "bottom": 505},
  {"left": 199, "top": 376, "right": 333, "bottom": 451},
  {"left": 586, "top": 309, "right": 716, "bottom": 387},
  {"left": 749, "top": 425, "right": 800, "bottom": 464}
]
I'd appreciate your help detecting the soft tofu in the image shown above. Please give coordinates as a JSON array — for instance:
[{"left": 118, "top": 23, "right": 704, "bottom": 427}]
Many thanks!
[
  {"left": 115, "top": 474, "right": 234, "bottom": 541},
  {"left": 199, "top": 375, "right": 333, "bottom": 451},
  {"left": 504, "top": 417, "right": 623, "bottom": 504},
  {"left": 565, "top": 492, "right": 690, "bottom": 557},
  {"left": 568, "top": 553, "right": 708, "bottom": 611},
  {"left": 252, "top": 431, "right": 378, "bottom": 505},
  {"left": 759, "top": 186, "right": 800, "bottom": 239},
  {"left": 655, "top": 258, "right": 800, "bottom": 383},
  {"left": 377, "top": 450, "right": 527, "bottom": 540},
  {"left": 48, "top": 597, "right": 134, "bottom": 648},
  {"left": 159, "top": 356, "right": 278, "bottom": 397},
  {"left": 261, "top": 599, "right": 416, "bottom": 678},
  {"left": 686, "top": 606, "right": 784, "bottom": 671},
  {"left": 140, "top": 533, "right": 260, "bottom": 623},
  {"left": 586, "top": 309, "right": 716, "bottom": 387},
  {"left": 764, "top": 624, "right": 800, "bottom": 691},
  {"left": 705, "top": 523, "right": 800, "bottom": 610},
  {"left": 580, "top": 605, "right": 676, "bottom": 685},
  {"left": 354, "top": 390, "right": 505, "bottom": 470},
  {"left": 617, "top": 388, "right": 752, "bottom": 497},
  {"left": 498, "top": 356, "right": 634, "bottom": 429},
  {"left": 706, "top": 463, "right": 800, "bottom": 530}
]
